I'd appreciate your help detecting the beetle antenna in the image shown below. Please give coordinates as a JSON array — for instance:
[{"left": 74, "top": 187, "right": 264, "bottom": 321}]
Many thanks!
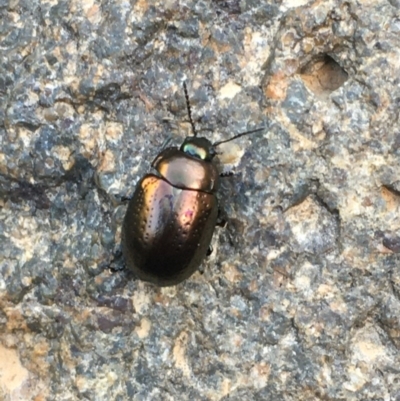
[
  {"left": 183, "top": 82, "right": 197, "bottom": 137},
  {"left": 213, "top": 127, "right": 265, "bottom": 147}
]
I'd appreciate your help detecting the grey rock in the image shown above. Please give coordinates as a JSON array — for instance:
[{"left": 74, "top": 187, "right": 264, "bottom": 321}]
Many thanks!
[{"left": 0, "top": 0, "right": 399, "bottom": 400}]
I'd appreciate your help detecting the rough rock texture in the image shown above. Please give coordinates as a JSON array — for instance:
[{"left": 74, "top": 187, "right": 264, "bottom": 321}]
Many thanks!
[{"left": 0, "top": 0, "right": 399, "bottom": 399}]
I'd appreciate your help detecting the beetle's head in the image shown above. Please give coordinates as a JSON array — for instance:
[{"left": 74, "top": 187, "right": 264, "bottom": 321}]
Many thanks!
[
  {"left": 180, "top": 136, "right": 216, "bottom": 161},
  {"left": 180, "top": 82, "right": 265, "bottom": 161}
]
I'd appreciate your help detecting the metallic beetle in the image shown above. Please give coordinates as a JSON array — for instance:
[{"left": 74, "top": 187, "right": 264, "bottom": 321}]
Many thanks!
[{"left": 122, "top": 84, "right": 263, "bottom": 286}]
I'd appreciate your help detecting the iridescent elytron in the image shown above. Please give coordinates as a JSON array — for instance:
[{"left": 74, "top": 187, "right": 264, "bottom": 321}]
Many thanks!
[{"left": 122, "top": 83, "right": 264, "bottom": 286}]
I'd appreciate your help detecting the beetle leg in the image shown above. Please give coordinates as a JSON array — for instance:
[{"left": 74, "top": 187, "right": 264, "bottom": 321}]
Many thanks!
[
  {"left": 120, "top": 195, "right": 132, "bottom": 202},
  {"left": 108, "top": 248, "right": 125, "bottom": 272},
  {"left": 220, "top": 171, "right": 234, "bottom": 178},
  {"left": 216, "top": 208, "right": 227, "bottom": 227}
]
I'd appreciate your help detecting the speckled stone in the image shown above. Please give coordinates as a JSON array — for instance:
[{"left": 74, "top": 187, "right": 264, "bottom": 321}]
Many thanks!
[{"left": 1, "top": 0, "right": 399, "bottom": 400}]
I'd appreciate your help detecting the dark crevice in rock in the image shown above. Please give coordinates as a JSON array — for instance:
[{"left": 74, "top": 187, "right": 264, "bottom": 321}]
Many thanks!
[{"left": 299, "top": 54, "right": 348, "bottom": 98}]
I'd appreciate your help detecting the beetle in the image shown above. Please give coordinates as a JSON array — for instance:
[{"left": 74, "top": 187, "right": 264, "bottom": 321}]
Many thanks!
[{"left": 122, "top": 83, "right": 264, "bottom": 286}]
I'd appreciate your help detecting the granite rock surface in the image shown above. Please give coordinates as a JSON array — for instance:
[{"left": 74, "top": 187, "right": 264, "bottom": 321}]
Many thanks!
[{"left": 0, "top": 0, "right": 399, "bottom": 400}]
